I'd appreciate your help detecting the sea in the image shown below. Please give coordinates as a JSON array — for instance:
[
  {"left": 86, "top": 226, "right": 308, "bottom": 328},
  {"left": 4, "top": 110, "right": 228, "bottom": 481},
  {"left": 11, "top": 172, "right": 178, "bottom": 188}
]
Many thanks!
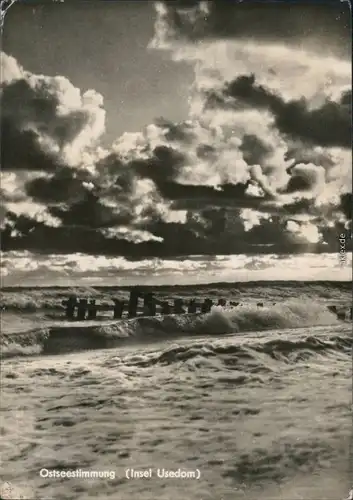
[{"left": 1, "top": 281, "right": 352, "bottom": 500}]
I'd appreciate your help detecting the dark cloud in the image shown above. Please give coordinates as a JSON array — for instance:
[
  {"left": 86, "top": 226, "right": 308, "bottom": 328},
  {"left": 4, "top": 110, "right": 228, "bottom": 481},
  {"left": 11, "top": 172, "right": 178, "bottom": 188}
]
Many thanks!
[
  {"left": 0, "top": 220, "right": 161, "bottom": 257},
  {"left": 284, "top": 146, "right": 336, "bottom": 170},
  {"left": 154, "top": 117, "right": 197, "bottom": 144},
  {"left": 2, "top": 210, "right": 338, "bottom": 257},
  {"left": 340, "top": 193, "right": 353, "bottom": 221},
  {"left": 1, "top": 118, "right": 64, "bottom": 172},
  {"left": 47, "top": 193, "right": 132, "bottom": 229},
  {"left": 284, "top": 176, "right": 314, "bottom": 194},
  {"left": 274, "top": 93, "right": 351, "bottom": 150},
  {"left": 25, "top": 169, "right": 93, "bottom": 205},
  {"left": 147, "top": 210, "right": 334, "bottom": 255},
  {"left": 239, "top": 134, "right": 272, "bottom": 166},
  {"left": 280, "top": 199, "right": 314, "bottom": 216},
  {"left": 207, "top": 74, "right": 351, "bottom": 148},
  {"left": 283, "top": 164, "right": 324, "bottom": 194},
  {"left": 153, "top": 1, "right": 351, "bottom": 59},
  {"left": 168, "top": 183, "right": 260, "bottom": 210},
  {"left": 130, "top": 145, "right": 185, "bottom": 187},
  {"left": 321, "top": 220, "right": 353, "bottom": 251},
  {"left": 115, "top": 145, "right": 264, "bottom": 210}
]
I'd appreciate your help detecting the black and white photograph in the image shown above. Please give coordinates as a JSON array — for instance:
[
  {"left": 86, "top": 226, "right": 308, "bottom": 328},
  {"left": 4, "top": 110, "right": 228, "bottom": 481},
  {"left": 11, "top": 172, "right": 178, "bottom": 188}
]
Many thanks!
[{"left": 0, "top": 1, "right": 352, "bottom": 499}]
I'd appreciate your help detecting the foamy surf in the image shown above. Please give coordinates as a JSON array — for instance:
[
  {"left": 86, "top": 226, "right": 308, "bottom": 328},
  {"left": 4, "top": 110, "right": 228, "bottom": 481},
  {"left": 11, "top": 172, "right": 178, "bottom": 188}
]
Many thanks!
[{"left": 1, "top": 301, "right": 342, "bottom": 359}]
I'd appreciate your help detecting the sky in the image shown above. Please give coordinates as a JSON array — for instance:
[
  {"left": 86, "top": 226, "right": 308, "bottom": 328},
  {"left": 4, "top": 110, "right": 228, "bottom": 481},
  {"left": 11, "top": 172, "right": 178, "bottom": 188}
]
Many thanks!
[
  {"left": 0, "top": 0, "right": 352, "bottom": 285},
  {"left": 2, "top": 1, "right": 193, "bottom": 142}
]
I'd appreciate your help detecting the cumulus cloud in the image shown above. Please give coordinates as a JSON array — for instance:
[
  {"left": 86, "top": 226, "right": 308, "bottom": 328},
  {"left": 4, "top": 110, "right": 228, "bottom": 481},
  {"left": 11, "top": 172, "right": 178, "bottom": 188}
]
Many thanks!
[
  {"left": 0, "top": 53, "right": 176, "bottom": 245},
  {"left": 285, "top": 220, "right": 323, "bottom": 245},
  {"left": 240, "top": 209, "right": 271, "bottom": 232},
  {"left": 147, "top": 1, "right": 351, "bottom": 243},
  {"left": 1, "top": 53, "right": 106, "bottom": 172},
  {"left": 1, "top": 1, "right": 351, "bottom": 262}
]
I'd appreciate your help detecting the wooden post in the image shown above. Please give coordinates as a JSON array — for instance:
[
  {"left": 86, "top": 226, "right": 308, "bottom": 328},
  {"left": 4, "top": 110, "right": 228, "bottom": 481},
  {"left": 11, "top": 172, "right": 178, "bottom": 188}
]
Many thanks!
[
  {"left": 77, "top": 298, "right": 87, "bottom": 321},
  {"left": 87, "top": 299, "right": 97, "bottom": 320},
  {"left": 217, "top": 298, "right": 226, "bottom": 307},
  {"left": 143, "top": 292, "right": 156, "bottom": 316},
  {"left": 113, "top": 299, "right": 124, "bottom": 319},
  {"left": 201, "top": 298, "right": 213, "bottom": 313},
  {"left": 128, "top": 289, "right": 139, "bottom": 318},
  {"left": 62, "top": 296, "right": 77, "bottom": 320},
  {"left": 337, "top": 309, "right": 346, "bottom": 320},
  {"left": 160, "top": 301, "right": 171, "bottom": 315},
  {"left": 143, "top": 292, "right": 151, "bottom": 315},
  {"left": 187, "top": 299, "right": 197, "bottom": 313},
  {"left": 174, "top": 298, "right": 185, "bottom": 314}
]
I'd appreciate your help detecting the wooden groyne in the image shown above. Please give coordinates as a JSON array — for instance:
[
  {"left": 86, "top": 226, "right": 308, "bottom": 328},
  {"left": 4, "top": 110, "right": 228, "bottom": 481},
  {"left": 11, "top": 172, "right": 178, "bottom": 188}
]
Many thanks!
[
  {"left": 62, "top": 291, "right": 216, "bottom": 321},
  {"left": 61, "top": 290, "right": 352, "bottom": 322}
]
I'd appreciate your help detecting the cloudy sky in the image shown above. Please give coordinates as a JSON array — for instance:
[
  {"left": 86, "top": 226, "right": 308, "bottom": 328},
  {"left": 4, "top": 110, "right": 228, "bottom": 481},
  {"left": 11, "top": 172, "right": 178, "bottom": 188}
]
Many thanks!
[{"left": 1, "top": 0, "right": 351, "bottom": 285}]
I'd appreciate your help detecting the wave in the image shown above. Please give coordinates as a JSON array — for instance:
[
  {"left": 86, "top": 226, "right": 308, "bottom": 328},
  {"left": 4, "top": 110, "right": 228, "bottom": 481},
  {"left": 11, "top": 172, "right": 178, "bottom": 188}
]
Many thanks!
[
  {"left": 1, "top": 281, "right": 351, "bottom": 312},
  {"left": 122, "top": 333, "right": 351, "bottom": 371},
  {"left": 1, "top": 301, "right": 346, "bottom": 359}
]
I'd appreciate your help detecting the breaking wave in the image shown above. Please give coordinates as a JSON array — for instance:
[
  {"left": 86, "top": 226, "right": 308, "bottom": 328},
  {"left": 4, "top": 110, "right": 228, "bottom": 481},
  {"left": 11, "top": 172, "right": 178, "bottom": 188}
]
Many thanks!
[
  {"left": 1, "top": 301, "right": 345, "bottom": 359},
  {"left": 122, "top": 332, "right": 351, "bottom": 370}
]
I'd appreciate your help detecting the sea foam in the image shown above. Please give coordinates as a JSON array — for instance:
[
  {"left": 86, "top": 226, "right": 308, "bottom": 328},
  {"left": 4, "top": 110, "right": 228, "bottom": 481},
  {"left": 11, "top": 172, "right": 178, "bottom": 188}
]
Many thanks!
[{"left": 1, "top": 301, "right": 342, "bottom": 359}]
